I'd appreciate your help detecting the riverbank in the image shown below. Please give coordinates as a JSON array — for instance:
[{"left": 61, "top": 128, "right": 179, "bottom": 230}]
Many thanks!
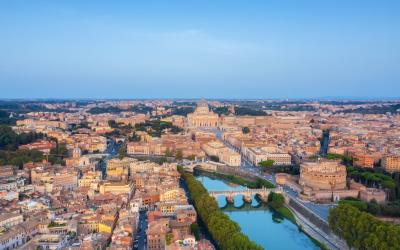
[
  {"left": 289, "top": 206, "right": 342, "bottom": 250},
  {"left": 178, "top": 166, "right": 263, "bottom": 250},
  {"left": 300, "top": 227, "right": 329, "bottom": 250},
  {"left": 272, "top": 205, "right": 296, "bottom": 224}
]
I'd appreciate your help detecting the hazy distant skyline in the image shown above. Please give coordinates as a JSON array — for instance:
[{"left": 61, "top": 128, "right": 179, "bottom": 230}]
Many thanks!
[{"left": 1, "top": 1, "right": 399, "bottom": 99}]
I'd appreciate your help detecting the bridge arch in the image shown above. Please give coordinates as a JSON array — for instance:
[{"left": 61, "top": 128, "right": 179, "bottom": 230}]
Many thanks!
[{"left": 209, "top": 187, "right": 275, "bottom": 206}]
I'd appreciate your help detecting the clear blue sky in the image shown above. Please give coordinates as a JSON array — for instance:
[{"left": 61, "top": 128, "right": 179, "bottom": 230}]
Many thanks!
[{"left": 0, "top": 0, "right": 399, "bottom": 99}]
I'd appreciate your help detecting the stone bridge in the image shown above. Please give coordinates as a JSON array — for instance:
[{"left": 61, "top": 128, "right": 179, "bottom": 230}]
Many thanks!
[
  {"left": 182, "top": 161, "right": 219, "bottom": 172},
  {"left": 209, "top": 187, "right": 282, "bottom": 203}
]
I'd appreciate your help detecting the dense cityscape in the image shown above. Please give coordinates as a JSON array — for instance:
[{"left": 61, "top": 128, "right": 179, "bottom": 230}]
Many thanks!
[
  {"left": 1, "top": 1, "right": 399, "bottom": 249},
  {"left": 0, "top": 99, "right": 399, "bottom": 249}
]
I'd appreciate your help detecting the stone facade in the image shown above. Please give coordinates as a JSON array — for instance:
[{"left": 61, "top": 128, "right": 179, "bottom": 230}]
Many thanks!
[
  {"left": 242, "top": 146, "right": 292, "bottom": 166},
  {"left": 382, "top": 155, "right": 400, "bottom": 172},
  {"left": 187, "top": 100, "right": 219, "bottom": 127},
  {"left": 299, "top": 160, "right": 347, "bottom": 190},
  {"left": 201, "top": 141, "right": 241, "bottom": 167}
]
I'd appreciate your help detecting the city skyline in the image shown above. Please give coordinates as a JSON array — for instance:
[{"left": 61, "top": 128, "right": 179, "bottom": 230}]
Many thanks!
[
  {"left": 1, "top": 1, "right": 399, "bottom": 99},
  {"left": 1, "top": 2, "right": 400, "bottom": 250}
]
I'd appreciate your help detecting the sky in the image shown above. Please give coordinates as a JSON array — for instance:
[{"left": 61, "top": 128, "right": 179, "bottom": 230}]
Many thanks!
[{"left": 0, "top": 0, "right": 399, "bottom": 99}]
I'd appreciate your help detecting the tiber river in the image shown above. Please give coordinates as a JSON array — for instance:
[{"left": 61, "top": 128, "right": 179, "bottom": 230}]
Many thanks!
[{"left": 195, "top": 173, "right": 320, "bottom": 250}]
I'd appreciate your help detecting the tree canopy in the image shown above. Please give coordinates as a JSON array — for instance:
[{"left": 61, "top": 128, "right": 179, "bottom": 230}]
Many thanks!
[
  {"left": 242, "top": 127, "right": 250, "bottom": 134},
  {"left": 0, "top": 110, "right": 16, "bottom": 125},
  {"left": 258, "top": 159, "right": 275, "bottom": 168},
  {"left": 134, "top": 120, "right": 182, "bottom": 137},
  {"left": 118, "top": 144, "right": 127, "bottom": 159},
  {"left": 0, "top": 149, "right": 44, "bottom": 168},
  {"left": 329, "top": 204, "right": 400, "bottom": 250},
  {"left": 88, "top": 105, "right": 153, "bottom": 114},
  {"left": 347, "top": 166, "right": 397, "bottom": 200},
  {"left": 209, "top": 155, "right": 219, "bottom": 162},
  {"left": 340, "top": 197, "right": 400, "bottom": 218},
  {"left": 0, "top": 125, "right": 43, "bottom": 150},
  {"left": 48, "top": 143, "right": 68, "bottom": 165},
  {"left": 175, "top": 149, "right": 183, "bottom": 160}
]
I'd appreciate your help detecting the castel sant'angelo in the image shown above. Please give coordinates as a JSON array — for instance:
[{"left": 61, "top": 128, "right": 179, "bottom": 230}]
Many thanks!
[{"left": 299, "top": 160, "right": 347, "bottom": 190}]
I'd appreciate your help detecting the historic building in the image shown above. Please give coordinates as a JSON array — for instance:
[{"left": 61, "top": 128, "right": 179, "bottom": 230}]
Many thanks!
[
  {"left": 187, "top": 100, "right": 219, "bottom": 127},
  {"left": 277, "top": 160, "right": 386, "bottom": 203},
  {"left": 382, "top": 155, "right": 400, "bottom": 172},
  {"left": 106, "top": 158, "right": 136, "bottom": 180},
  {"left": 201, "top": 141, "right": 241, "bottom": 167},
  {"left": 242, "top": 146, "right": 292, "bottom": 166},
  {"left": 299, "top": 160, "right": 347, "bottom": 190}
]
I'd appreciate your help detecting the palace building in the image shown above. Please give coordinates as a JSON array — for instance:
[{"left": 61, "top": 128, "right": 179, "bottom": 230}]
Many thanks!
[{"left": 187, "top": 99, "right": 219, "bottom": 127}]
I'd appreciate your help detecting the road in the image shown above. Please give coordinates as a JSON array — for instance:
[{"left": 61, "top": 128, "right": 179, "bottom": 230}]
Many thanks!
[
  {"left": 100, "top": 139, "right": 120, "bottom": 178},
  {"left": 133, "top": 210, "right": 148, "bottom": 250}
]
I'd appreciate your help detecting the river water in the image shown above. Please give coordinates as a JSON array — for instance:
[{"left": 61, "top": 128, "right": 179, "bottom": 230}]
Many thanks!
[{"left": 195, "top": 174, "right": 320, "bottom": 250}]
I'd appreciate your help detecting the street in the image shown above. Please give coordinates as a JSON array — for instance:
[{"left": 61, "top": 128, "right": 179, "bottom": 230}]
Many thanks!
[
  {"left": 100, "top": 139, "right": 120, "bottom": 178},
  {"left": 134, "top": 210, "right": 148, "bottom": 250}
]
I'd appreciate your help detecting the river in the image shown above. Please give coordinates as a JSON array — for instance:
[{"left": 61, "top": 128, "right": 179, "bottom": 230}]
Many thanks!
[{"left": 195, "top": 174, "right": 320, "bottom": 250}]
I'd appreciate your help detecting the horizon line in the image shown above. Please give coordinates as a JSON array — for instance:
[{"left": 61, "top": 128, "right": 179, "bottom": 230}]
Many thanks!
[{"left": 0, "top": 97, "right": 400, "bottom": 102}]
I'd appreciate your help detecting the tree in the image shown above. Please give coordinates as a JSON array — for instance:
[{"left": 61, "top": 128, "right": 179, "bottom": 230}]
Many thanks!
[
  {"left": 190, "top": 223, "right": 200, "bottom": 240},
  {"left": 165, "top": 233, "right": 173, "bottom": 245},
  {"left": 0, "top": 110, "right": 16, "bottom": 125},
  {"left": 210, "top": 155, "right": 219, "bottom": 162},
  {"left": 242, "top": 127, "right": 250, "bottom": 134},
  {"left": 382, "top": 179, "right": 396, "bottom": 189},
  {"left": 118, "top": 144, "right": 127, "bottom": 159},
  {"left": 165, "top": 147, "right": 173, "bottom": 157},
  {"left": 367, "top": 200, "right": 381, "bottom": 215},
  {"left": 108, "top": 120, "right": 117, "bottom": 128},
  {"left": 175, "top": 149, "right": 183, "bottom": 160},
  {"left": 329, "top": 204, "right": 400, "bottom": 250},
  {"left": 235, "top": 107, "right": 266, "bottom": 116},
  {"left": 268, "top": 192, "right": 285, "bottom": 209},
  {"left": 339, "top": 199, "right": 368, "bottom": 212},
  {"left": 129, "top": 132, "right": 141, "bottom": 142},
  {"left": 48, "top": 143, "right": 68, "bottom": 165},
  {"left": 187, "top": 155, "right": 196, "bottom": 161},
  {"left": 258, "top": 159, "right": 274, "bottom": 168},
  {"left": 0, "top": 125, "right": 43, "bottom": 150},
  {"left": 0, "top": 149, "right": 44, "bottom": 168}
]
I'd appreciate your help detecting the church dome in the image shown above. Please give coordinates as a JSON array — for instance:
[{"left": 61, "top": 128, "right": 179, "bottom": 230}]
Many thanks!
[
  {"left": 73, "top": 147, "right": 82, "bottom": 158},
  {"left": 195, "top": 99, "right": 210, "bottom": 114},
  {"left": 197, "top": 98, "right": 208, "bottom": 107}
]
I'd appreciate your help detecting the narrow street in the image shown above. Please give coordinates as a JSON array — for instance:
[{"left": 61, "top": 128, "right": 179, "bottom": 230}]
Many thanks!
[
  {"left": 100, "top": 139, "right": 120, "bottom": 178},
  {"left": 134, "top": 210, "right": 148, "bottom": 250}
]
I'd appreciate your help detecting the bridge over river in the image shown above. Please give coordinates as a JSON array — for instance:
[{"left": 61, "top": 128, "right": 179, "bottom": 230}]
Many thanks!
[{"left": 209, "top": 187, "right": 282, "bottom": 203}]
